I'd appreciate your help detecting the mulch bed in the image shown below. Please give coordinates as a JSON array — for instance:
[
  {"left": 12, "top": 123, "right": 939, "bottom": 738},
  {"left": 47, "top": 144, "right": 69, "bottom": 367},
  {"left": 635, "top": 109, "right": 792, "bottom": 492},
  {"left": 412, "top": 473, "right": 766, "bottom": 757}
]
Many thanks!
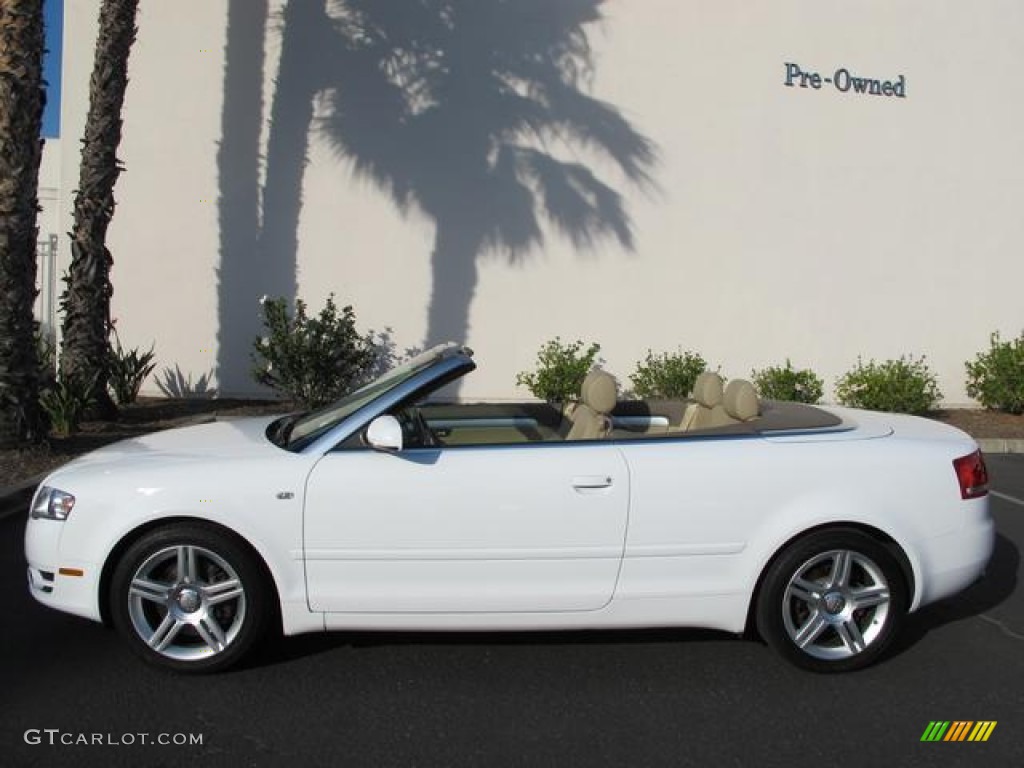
[
  {"left": 930, "top": 409, "right": 1024, "bottom": 439},
  {"left": 2, "top": 400, "right": 1022, "bottom": 489}
]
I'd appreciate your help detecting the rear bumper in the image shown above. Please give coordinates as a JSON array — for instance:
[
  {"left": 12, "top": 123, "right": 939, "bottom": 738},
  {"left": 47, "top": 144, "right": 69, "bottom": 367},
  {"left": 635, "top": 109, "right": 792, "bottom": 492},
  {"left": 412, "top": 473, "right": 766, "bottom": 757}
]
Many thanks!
[{"left": 913, "top": 508, "right": 995, "bottom": 609}]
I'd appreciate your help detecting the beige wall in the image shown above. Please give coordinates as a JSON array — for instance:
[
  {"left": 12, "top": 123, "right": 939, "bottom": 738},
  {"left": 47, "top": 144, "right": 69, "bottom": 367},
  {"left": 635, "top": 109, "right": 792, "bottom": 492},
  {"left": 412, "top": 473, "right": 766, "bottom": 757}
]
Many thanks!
[{"left": 56, "top": 0, "right": 1024, "bottom": 403}]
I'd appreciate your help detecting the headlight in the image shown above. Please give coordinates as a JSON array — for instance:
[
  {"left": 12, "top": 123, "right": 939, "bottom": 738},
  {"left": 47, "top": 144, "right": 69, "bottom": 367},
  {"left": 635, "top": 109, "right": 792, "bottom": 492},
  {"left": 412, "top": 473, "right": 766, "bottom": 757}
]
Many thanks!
[{"left": 30, "top": 486, "right": 76, "bottom": 521}]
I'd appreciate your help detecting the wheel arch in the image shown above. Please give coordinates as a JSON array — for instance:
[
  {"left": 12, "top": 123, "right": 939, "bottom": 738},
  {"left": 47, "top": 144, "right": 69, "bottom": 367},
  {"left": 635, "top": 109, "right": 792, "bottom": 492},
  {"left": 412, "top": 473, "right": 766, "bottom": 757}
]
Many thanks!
[
  {"left": 743, "top": 521, "right": 915, "bottom": 635},
  {"left": 97, "top": 516, "right": 283, "bottom": 631}
]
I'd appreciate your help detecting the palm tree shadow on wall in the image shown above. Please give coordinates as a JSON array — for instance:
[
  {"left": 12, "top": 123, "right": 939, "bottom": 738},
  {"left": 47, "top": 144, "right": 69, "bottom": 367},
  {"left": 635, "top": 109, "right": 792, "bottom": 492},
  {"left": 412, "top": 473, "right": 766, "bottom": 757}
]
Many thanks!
[
  {"left": 216, "top": 0, "right": 655, "bottom": 394},
  {"left": 319, "top": 0, "right": 657, "bottom": 348},
  {"left": 216, "top": 0, "right": 334, "bottom": 394},
  {"left": 216, "top": 0, "right": 268, "bottom": 395}
]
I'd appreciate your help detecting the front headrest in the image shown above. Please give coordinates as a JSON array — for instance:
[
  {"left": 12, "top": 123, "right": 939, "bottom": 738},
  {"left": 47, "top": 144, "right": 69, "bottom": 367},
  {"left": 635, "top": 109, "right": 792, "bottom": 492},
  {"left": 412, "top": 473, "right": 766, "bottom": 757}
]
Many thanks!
[
  {"left": 691, "top": 371, "right": 724, "bottom": 407},
  {"left": 582, "top": 369, "right": 617, "bottom": 414},
  {"left": 723, "top": 379, "right": 760, "bottom": 421}
]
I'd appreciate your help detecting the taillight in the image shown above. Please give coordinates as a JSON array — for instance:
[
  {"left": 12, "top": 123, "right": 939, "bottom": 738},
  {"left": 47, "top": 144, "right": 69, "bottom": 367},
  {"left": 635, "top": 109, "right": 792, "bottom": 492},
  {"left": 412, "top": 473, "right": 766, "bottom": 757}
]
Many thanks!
[{"left": 953, "top": 450, "right": 989, "bottom": 500}]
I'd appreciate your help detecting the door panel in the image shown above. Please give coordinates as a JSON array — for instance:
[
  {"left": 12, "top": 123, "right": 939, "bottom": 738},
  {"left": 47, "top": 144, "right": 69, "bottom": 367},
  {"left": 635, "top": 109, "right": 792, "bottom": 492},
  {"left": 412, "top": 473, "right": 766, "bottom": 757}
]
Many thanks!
[{"left": 304, "top": 443, "right": 629, "bottom": 613}]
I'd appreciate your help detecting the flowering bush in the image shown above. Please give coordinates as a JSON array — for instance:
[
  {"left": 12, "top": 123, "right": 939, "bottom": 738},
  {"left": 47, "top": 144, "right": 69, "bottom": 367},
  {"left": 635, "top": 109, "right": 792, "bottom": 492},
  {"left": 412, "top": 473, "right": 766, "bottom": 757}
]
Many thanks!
[
  {"left": 751, "top": 359, "right": 824, "bottom": 403},
  {"left": 835, "top": 355, "right": 941, "bottom": 415},
  {"left": 515, "top": 338, "right": 602, "bottom": 402},
  {"left": 965, "top": 331, "right": 1024, "bottom": 414},
  {"left": 252, "top": 295, "right": 376, "bottom": 408},
  {"left": 629, "top": 349, "right": 708, "bottom": 399}
]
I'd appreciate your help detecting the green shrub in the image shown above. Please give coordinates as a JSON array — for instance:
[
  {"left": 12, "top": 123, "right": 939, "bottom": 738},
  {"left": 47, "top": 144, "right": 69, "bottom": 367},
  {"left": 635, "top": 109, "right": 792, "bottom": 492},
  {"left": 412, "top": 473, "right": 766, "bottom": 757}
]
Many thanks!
[
  {"left": 629, "top": 349, "right": 707, "bottom": 399},
  {"left": 751, "top": 359, "right": 824, "bottom": 404},
  {"left": 252, "top": 295, "right": 376, "bottom": 408},
  {"left": 35, "top": 324, "right": 56, "bottom": 392},
  {"left": 108, "top": 330, "right": 156, "bottom": 405},
  {"left": 40, "top": 373, "right": 97, "bottom": 437},
  {"left": 515, "top": 338, "right": 601, "bottom": 402},
  {"left": 835, "top": 355, "right": 941, "bottom": 415},
  {"left": 965, "top": 331, "right": 1024, "bottom": 414}
]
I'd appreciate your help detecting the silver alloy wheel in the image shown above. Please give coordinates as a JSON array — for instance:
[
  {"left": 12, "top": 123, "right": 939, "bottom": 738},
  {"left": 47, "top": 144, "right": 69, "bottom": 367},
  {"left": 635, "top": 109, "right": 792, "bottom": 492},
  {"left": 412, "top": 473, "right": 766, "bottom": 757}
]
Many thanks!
[
  {"left": 782, "top": 548, "right": 891, "bottom": 661},
  {"left": 126, "top": 544, "right": 248, "bottom": 661}
]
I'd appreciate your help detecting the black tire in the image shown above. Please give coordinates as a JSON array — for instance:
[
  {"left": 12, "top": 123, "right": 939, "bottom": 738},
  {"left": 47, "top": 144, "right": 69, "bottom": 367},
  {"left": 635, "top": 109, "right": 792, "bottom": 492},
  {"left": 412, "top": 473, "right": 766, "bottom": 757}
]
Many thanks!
[
  {"left": 755, "top": 528, "right": 907, "bottom": 673},
  {"left": 110, "top": 524, "right": 273, "bottom": 673}
]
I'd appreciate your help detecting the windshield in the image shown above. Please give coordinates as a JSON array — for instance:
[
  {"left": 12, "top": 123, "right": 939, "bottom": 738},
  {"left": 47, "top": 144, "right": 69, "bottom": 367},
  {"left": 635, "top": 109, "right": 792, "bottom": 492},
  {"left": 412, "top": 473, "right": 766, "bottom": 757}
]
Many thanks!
[{"left": 281, "top": 343, "right": 462, "bottom": 448}]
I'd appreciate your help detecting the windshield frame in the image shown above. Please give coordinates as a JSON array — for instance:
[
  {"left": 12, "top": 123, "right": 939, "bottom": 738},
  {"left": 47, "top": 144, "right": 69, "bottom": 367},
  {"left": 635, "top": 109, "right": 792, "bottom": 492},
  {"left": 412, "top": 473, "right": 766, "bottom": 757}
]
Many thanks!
[{"left": 281, "top": 343, "right": 473, "bottom": 454}]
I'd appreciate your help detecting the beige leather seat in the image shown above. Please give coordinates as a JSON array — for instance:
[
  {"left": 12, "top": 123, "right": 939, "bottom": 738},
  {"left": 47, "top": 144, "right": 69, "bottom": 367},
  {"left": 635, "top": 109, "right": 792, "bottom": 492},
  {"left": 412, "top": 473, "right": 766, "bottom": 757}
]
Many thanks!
[
  {"left": 566, "top": 369, "right": 617, "bottom": 441},
  {"left": 679, "top": 371, "right": 727, "bottom": 430},
  {"left": 560, "top": 369, "right": 606, "bottom": 434},
  {"left": 723, "top": 379, "right": 761, "bottom": 422}
]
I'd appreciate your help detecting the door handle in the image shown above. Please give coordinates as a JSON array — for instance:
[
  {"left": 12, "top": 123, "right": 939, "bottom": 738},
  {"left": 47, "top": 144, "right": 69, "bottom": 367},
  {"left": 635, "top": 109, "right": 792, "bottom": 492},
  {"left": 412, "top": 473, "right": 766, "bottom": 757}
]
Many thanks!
[{"left": 572, "top": 475, "right": 613, "bottom": 490}]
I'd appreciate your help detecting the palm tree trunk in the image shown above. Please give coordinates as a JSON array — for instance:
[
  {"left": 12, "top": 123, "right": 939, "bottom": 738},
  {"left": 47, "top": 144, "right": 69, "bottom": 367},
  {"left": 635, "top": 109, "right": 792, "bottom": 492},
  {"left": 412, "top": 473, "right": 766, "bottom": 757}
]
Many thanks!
[
  {"left": 0, "top": 0, "right": 45, "bottom": 446},
  {"left": 61, "top": 0, "right": 138, "bottom": 419}
]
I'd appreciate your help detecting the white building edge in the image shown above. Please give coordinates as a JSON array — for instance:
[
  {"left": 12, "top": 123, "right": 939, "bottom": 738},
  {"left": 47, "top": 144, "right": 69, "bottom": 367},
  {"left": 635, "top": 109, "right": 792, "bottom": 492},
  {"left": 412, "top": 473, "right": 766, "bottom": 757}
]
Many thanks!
[{"left": 40, "top": 0, "right": 1024, "bottom": 404}]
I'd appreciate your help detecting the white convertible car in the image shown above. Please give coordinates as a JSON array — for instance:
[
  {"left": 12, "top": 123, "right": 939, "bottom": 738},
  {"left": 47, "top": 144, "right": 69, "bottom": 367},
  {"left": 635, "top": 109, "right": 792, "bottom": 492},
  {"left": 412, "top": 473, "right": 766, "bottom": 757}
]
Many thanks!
[{"left": 25, "top": 344, "right": 994, "bottom": 673}]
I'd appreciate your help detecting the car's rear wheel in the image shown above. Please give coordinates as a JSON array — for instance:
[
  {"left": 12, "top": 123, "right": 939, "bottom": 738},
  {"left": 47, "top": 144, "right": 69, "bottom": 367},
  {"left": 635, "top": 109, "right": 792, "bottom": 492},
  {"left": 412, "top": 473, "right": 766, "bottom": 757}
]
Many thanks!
[
  {"left": 110, "top": 524, "right": 272, "bottom": 673},
  {"left": 755, "top": 528, "right": 907, "bottom": 673}
]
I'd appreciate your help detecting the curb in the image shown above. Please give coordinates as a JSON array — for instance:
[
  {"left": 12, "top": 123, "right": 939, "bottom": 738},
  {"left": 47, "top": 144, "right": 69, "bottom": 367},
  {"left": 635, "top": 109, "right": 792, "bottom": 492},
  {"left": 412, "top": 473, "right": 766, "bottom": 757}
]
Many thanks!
[{"left": 978, "top": 438, "right": 1024, "bottom": 455}]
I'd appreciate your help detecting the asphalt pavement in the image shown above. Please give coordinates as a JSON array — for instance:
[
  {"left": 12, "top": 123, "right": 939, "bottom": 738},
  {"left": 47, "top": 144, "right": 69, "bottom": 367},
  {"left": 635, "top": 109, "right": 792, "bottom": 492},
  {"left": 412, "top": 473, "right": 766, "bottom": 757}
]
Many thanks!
[{"left": 1, "top": 456, "right": 1021, "bottom": 768}]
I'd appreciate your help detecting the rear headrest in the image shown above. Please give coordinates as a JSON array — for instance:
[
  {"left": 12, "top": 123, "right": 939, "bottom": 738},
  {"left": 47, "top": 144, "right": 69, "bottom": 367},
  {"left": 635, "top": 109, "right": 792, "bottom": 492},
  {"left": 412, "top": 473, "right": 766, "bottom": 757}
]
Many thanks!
[
  {"left": 582, "top": 369, "right": 617, "bottom": 414},
  {"left": 691, "top": 371, "right": 724, "bottom": 408},
  {"left": 723, "top": 379, "right": 760, "bottom": 422},
  {"left": 579, "top": 369, "right": 599, "bottom": 401}
]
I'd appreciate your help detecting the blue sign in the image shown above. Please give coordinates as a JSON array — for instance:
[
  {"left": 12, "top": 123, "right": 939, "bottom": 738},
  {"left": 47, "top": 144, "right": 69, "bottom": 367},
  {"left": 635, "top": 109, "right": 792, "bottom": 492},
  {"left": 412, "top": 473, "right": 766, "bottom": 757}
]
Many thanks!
[{"left": 43, "top": 0, "right": 63, "bottom": 137}]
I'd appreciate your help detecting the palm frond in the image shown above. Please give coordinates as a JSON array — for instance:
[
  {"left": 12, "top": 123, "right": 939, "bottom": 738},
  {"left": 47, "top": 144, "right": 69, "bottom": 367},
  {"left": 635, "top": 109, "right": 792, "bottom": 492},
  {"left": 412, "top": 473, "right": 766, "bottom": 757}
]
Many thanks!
[
  {"left": 513, "top": 146, "right": 632, "bottom": 250},
  {"left": 539, "top": 84, "right": 658, "bottom": 186},
  {"left": 320, "top": 0, "right": 653, "bottom": 260}
]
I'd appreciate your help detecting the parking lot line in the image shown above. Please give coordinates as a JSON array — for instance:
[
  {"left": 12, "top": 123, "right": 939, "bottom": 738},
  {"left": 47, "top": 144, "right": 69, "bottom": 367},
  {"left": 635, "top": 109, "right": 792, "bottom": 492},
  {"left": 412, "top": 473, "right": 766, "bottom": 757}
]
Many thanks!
[{"left": 990, "top": 490, "right": 1024, "bottom": 508}]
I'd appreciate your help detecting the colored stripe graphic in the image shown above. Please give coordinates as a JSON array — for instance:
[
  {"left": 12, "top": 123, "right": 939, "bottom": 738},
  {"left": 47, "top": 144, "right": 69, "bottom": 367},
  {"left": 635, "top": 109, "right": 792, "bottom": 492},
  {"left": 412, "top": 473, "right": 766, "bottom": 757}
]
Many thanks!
[
  {"left": 921, "top": 722, "right": 949, "bottom": 741},
  {"left": 968, "top": 722, "right": 997, "bottom": 742},
  {"left": 945, "top": 721, "right": 972, "bottom": 741},
  {"left": 920, "top": 721, "right": 996, "bottom": 742}
]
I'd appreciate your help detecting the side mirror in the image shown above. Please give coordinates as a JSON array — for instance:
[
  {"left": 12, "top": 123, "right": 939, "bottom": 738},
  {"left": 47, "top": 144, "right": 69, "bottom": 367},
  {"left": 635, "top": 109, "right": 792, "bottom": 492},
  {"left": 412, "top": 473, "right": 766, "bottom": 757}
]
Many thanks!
[{"left": 365, "top": 415, "right": 403, "bottom": 452}]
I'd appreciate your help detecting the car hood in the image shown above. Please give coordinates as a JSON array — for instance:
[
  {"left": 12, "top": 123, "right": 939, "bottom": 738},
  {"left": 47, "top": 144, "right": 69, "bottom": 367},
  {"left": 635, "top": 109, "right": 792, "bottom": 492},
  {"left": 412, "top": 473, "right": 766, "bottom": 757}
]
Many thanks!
[{"left": 54, "top": 416, "right": 285, "bottom": 473}]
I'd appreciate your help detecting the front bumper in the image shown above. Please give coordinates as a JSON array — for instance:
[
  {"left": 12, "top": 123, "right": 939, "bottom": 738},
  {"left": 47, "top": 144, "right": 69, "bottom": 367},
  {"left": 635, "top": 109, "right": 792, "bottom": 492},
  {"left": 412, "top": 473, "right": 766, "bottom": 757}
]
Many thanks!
[{"left": 25, "top": 517, "right": 102, "bottom": 622}]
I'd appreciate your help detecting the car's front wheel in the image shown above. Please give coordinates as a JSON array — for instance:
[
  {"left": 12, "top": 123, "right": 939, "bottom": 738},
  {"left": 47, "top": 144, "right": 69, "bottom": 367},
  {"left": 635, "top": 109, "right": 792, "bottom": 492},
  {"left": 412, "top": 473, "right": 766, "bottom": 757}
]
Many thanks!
[
  {"left": 755, "top": 528, "right": 907, "bottom": 673},
  {"left": 110, "top": 524, "right": 272, "bottom": 673}
]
